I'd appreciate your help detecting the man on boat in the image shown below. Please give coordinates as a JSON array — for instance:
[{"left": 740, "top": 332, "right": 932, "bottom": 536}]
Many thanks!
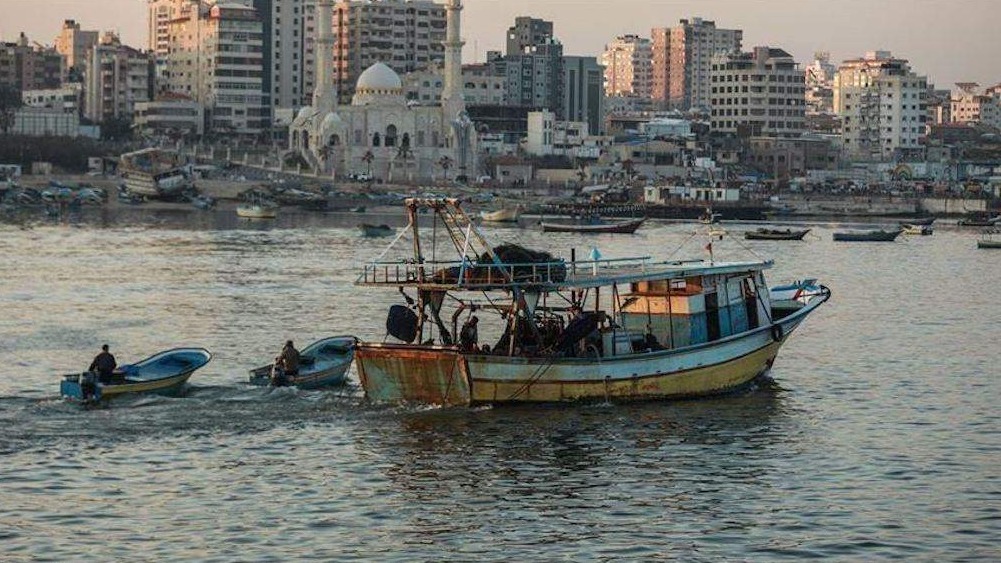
[
  {"left": 88, "top": 344, "right": 117, "bottom": 384},
  {"left": 273, "top": 340, "right": 300, "bottom": 386},
  {"left": 459, "top": 316, "right": 479, "bottom": 351}
]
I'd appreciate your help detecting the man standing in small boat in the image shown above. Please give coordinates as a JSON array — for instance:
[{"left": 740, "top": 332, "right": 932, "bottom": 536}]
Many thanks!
[
  {"left": 88, "top": 344, "right": 117, "bottom": 384},
  {"left": 273, "top": 340, "right": 300, "bottom": 386}
]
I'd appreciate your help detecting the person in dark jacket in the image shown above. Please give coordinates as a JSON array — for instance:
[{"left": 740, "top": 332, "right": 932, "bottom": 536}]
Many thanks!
[
  {"left": 276, "top": 340, "right": 300, "bottom": 377},
  {"left": 459, "top": 316, "right": 479, "bottom": 351},
  {"left": 89, "top": 344, "right": 117, "bottom": 384}
]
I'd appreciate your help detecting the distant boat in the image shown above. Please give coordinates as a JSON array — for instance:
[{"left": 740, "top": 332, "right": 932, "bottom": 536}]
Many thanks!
[
  {"left": 744, "top": 228, "right": 811, "bottom": 241},
  {"left": 237, "top": 201, "right": 278, "bottom": 219},
  {"left": 480, "top": 207, "right": 521, "bottom": 223},
  {"left": 359, "top": 223, "right": 394, "bottom": 237},
  {"left": 60, "top": 347, "right": 212, "bottom": 403},
  {"left": 833, "top": 228, "right": 904, "bottom": 242},
  {"left": 248, "top": 336, "right": 356, "bottom": 389},
  {"left": 540, "top": 216, "right": 646, "bottom": 234},
  {"left": 977, "top": 228, "right": 1001, "bottom": 249},
  {"left": 958, "top": 212, "right": 1000, "bottom": 227},
  {"left": 699, "top": 209, "right": 722, "bottom": 224},
  {"left": 900, "top": 223, "right": 933, "bottom": 236}
]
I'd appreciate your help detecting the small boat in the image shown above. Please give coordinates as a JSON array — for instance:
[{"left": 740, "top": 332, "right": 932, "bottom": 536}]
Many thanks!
[
  {"left": 60, "top": 348, "right": 212, "bottom": 402},
  {"left": 744, "top": 228, "right": 811, "bottom": 241},
  {"left": 237, "top": 202, "right": 278, "bottom": 219},
  {"left": 359, "top": 223, "right": 395, "bottom": 237},
  {"left": 900, "top": 223, "right": 933, "bottom": 236},
  {"left": 353, "top": 198, "right": 830, "bottom": 406},
  {"left": 480, "top": 207, "right": 521, "bottom": 223},
  {"left": 958, "top": 212, "right": 1000, "bottom": 227},
  {"left": 977, "top": 229, "right": 1001, "bottom": 249},
  {"left": 540, "top": 216, "right": 646, "bottom": 234},
  {"left": 248, "top": 336, "right": 357, "bottom": 389},
  {"left": 832, "top": 228, "right": 904, "bottom": 242},
  {"left": 699, "top": 209, "right": 722, "bottom": 224},
  {"left": 769, "top": 279, "right": 824, "bottom": 317}
]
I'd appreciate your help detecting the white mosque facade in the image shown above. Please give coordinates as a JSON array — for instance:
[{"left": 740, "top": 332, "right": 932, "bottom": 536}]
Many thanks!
[{"left": 289, "top": 0, "right": 477, "bottom": 182}]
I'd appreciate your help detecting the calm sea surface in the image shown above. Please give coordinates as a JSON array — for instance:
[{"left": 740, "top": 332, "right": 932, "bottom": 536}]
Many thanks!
[{"left": 0, "top": 210, "right": 998, "bottom": 561}]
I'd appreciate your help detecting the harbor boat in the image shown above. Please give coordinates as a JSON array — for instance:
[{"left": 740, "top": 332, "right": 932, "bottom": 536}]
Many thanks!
[
  {"left": 353, "top": 198, "right": 830, "bottom": 406},
  {"left": 480, "top": 207, "right": 521, "bottom": 223},
  {"left": 119, "top": 148, "right": 193, "bottom": 200},
  {"left": 977, "top": 229, "right": 1001, "bottom": 249},
  {"left": 540, "top": 216, "right": 646, "bottom": 234},
  {"left": 744, "top": 228, "right": 811, "bottom": 241},
  {"left": 237, "top": 200, "right": 278, "bottom": 219},
  {"left": 60, "top": 348, "right": 212, "bottom": 402},
  {"left": 900, "top": 223, "right": 933, "bottom": 236},
  {"left": 248, "top": 336, "right": 357, "bottom": 389},
  {"left": 359, "top": 223, "right": 395, "bottom": 237},
  {"left": 832, "top": 228, "right": 904, "bottom": 242},
  {"left": 958, "top": 212, "right": 1000, "bottom": 227},
  {"left": 769, "top": 278, "right": 824, "bottom": 316}
]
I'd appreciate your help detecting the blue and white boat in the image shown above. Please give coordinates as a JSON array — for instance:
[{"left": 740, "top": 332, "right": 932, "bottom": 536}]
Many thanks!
[
  {"left": 61, "top": 348, "right": 212, "bottom": 402},
  {"left": 248, "top": 336, "right": 356, "bottom": 389}
]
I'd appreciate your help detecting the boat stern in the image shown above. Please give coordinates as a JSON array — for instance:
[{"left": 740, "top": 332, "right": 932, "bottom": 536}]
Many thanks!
[{"left": 355, "top": 344, "right": 472, "bottom": 406}]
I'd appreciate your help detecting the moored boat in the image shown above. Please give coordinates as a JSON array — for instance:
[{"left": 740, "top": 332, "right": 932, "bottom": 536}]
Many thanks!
[
  {"left": 744, "top": 228, "right": 811, "bottom": 241},
  {"left": 60, "top": 348, "right": 212, "bottom": 402},
  {"left": 353, "top": 198, "right": 829, "bottom": 406},
  {"left": 958, "top": 212, "right": 1000, "bottom": 227},
  {"left": 540, "top": 216, "right": 646, "bottom": 234},
  {"left": 769, "top": 279, "right": 824, "bottom": 317},
  {"left": 359, "top": 223, "right": 395, "bottom": 237},
  {"left": 248, "top": 336, "right": 356, "bottom": 389},
  {"left": 832, "top": 228, "right": 904, "bottom": 242},
  {"left": 237, "top": 201, "right": 278, "bottom": 219},
  {"left": 977, "top": 229, "right": 1001, "bottom": 249},
  {"left": 900, "top": 223, "right": 933, "bottom": 236},
  {"left": 480, "top": 207, "right": 521, "bottom": 223}
]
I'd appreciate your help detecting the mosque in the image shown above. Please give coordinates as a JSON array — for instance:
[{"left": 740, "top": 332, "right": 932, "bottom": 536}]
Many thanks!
[{"left": 289, "top": 0, "right": 477, "bottom": 182}]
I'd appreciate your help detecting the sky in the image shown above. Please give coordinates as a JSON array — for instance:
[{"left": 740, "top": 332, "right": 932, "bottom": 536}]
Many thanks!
[{"left": 3, "top": 0, "right": 999, "bottom": 89}]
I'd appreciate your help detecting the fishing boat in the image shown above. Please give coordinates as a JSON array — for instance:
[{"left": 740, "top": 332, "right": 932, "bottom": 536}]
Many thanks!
[
  {"left": 359, "top": 223, "right": 395, "bottom": 237},
  {"left": 744, "top": 228, "right": 811, "bottom": 241},
  {"left": 248, "top": 336, "right": 356, "bottom": 389},
  {"left": 958, "top": 212, "right": 1000, "bottom": 227},
  {"left": 352, "top": 198, "right": 830, "bottom": 406},
  {"left": 540, "top": 216, "right": 646, "bottom": 234},
  {"left": 237, "top": 200, "right": 278, "bottom": 219},
  {"left": 832, "top": 228, "right": 904, "bottom": 242},
  {"left": 480, "top": 207, "right": 521, "bottom": 223},
  {"left": 119, "top": 148, "right": 193, "bottom": 200},
  {"left": 60, "top": 348, "right": 212, "bottom": 403},
  {"left": 900, "top": 223, "right": 933, "bottom": 236},
  {"left": 977, "top": 229, "right": 1001, "bottom": 249}
]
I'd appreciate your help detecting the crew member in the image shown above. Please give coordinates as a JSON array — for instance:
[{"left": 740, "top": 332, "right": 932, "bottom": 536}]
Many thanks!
[
  {"left": 277, "top": 340, "right": 300, "bottom": 377},
  {"left": 459, "top": 316, "right": 479, "bottom": 351},
  {"left": 88, "top": 344, "right": 117, "bottom": 384}
]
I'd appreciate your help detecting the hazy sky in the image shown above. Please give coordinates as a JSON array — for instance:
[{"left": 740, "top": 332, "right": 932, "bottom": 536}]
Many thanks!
[{"left": 3, "top": 0, "right": 999, "bottom": 88}]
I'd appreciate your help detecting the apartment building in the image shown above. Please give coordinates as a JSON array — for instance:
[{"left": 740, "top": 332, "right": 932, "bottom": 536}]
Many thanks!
[
  {"left": 834, "top": 51, "right": 927, "bottom": 160},
  {"left": 487, "top": 17, "right": 564, "bottom": 116},
  {"left": 710, "top": 46, "right": 806, "bottom": 138},
  {"left": 651, "top": 18, "right": 741, "bottom": 111},
  {"left": 0, "top": 34, "right": 64, "bottom": 92},
  {"left": 332, "top": 0, "right": 447, "bottom": 103},
  {"left": 951, "top": 83, "right": 1001, "bottom": 129},
  {"left": 54, "top": 20, "right": 99, "bottom": 75},
  {"left": 22, "top": 84, "right": 83, "bottom": 115},
  {"left": 83, "top": 32, "right": 152, "bottom": 124},
  {"left": 402, "top": 63, "right": 507, "bottom": 105},
  {"left": 601, "top": 35, "right": 651, "bottom": 98},
  {"left": 563, "top": 55, "right": 604, "bottom": 135}
]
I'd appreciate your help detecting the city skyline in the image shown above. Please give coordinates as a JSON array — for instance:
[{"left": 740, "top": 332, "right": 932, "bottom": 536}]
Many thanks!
[{"left": 1, "top": 0, "right": 998, "bottom": 89}]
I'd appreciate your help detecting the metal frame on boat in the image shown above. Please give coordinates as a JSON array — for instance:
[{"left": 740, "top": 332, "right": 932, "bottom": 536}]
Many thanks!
[{"left": 353, "top": 198, "right": 829, "bottom": 406}]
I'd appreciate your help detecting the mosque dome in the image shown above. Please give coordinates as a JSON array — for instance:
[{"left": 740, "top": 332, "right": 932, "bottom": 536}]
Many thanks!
[
  {"left": 356, "top": 62, "right": 402, "bottom": 92},
  {"left": 320, "top": 112, "right": 343, "bottom": 131}
]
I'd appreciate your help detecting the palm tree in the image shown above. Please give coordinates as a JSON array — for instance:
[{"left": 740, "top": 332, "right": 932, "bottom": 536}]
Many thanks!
[
  {"left": 395, "top": 144, "right": 413, "bottom": 184},
  {"left": 438, "top": 155, "right": 453, "bottom": 182},
  {"left": 361, "top": 150, "right": 375, "bottom": 179}
]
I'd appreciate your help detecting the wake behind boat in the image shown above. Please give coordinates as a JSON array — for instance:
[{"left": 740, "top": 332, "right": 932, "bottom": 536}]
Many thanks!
[
  {"left": 248, "top": 336, "right": 357, "bottom": 389},
  {"left": 61, "top": 348, "right": 212, "bottom": 402},
  {"left": 353, "top": 198, "right": 829, "bottom": 407}
]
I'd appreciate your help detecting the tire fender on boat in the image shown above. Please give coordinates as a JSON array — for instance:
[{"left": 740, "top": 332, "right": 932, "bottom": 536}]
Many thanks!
[{"left": 771, "top": 324, "right": 784, "bottom": 342}]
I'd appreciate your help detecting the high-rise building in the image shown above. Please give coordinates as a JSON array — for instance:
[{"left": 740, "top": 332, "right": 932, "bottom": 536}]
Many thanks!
[
  {"left": 709, "top": 46, "right": 805, "bottom": 138},
  {"left": 331, "top": 0, "right": 447, "bottom": 104},
  {"left": 833, "top": 51, "right": 927, "bottom": 160},
  {"left": 253, "top": 0, "right": 317, "bottom": 112},
  {"left": 651, "top": 18, "right": 741, "bottom": 111},
  {"left": 402, "top": 63, "right": 507, "bottom": 106},
  {"left": 488, "top": 17, "right": 564, "bottom": 116},
  {"left": 83, "top": 32, "right": 151, "bottom": 124},
  {"left": 951, "top": 83, "right": 1001, "bottom": 129},
  {"left": 563, "top": 55, "right": 604, "bottom": 135},
  {"left": 601, "top": 35, "right": 651, "bottom": 98},
  {"left": 54, "top": 20, "right": 98, "bottom": 76},
  {"left": 0, "top": 34, "right": 65, "bottom": 93},
  {"left": 804, "top": 51, "right": 836, "bottom": 115},
  {"left": 506, "top": 16, "right": 554, "bottom": 56}
]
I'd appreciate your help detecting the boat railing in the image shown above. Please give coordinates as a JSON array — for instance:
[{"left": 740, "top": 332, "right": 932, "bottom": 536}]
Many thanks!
[{"left": 357, "top": 256, "right": 666, "bottom": 289}]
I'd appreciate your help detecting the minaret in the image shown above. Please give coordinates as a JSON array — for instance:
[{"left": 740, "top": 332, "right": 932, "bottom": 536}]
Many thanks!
[
  {"left": 313, "top": 0, "right": 336, "bottom": 111},
  {"left": 441, "top": 0, "right": 465, "bottom": 117}
]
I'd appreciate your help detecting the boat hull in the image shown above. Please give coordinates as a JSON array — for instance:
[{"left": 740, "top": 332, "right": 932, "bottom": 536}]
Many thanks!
[
  {"left": 237, "top": 205, "right": 277, "bottom": 219},
  {"left": 977, "top": 240, "right": 1001, "bottom": 249},
  {"left": 480, "top": 209, "right": 520, "bottom": 222},
  {"left": 745, "top": 229, "right": 810, "bottom": 241},
  {"left": 356, "top": 294, "right": 824, "bottom": 406},
  {"left": 61, "top": 371, "right": 193, "bottom": 401},
  {"left": 540, "top": 218, "right": 646, "bottom": 234},
  {"left": 60, "top": 347, "right": 211, "bottom": 402},
  {"left": 833, "top": 229, "right": 903, "bottom": 242}
]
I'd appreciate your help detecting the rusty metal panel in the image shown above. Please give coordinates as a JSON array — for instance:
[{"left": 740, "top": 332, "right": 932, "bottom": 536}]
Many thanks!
[{"left": 356, "top": 344, "right": 471, "bottom": 406}]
